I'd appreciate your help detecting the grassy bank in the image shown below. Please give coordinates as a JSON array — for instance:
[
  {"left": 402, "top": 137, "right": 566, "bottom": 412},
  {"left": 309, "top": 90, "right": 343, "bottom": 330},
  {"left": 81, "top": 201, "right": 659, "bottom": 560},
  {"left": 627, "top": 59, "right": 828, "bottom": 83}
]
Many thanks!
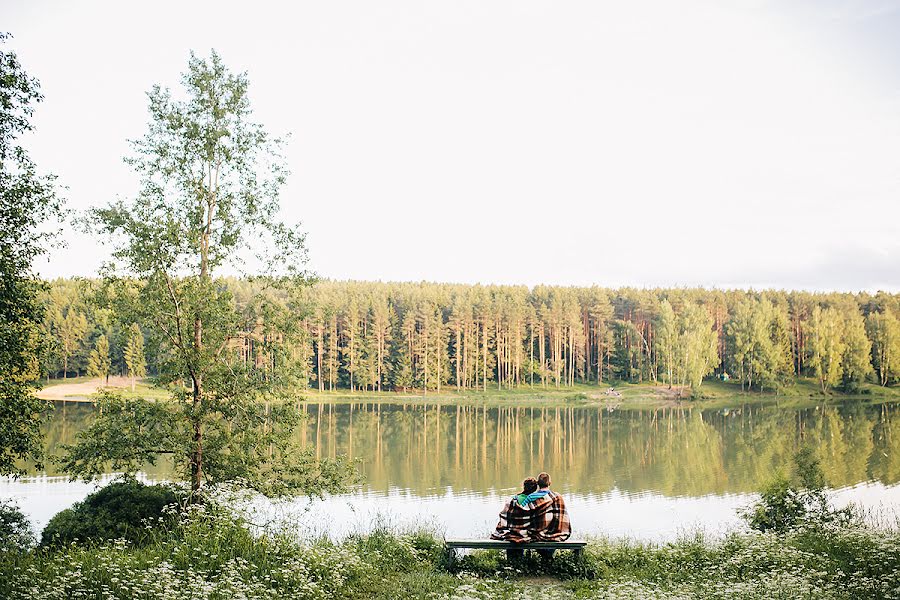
[
  {"left": 2, "top": 503, "right": 898, "bottom": 599},
  {"left": 303, "top": 377, "right": 900, "bottom": 410},
  {"left": 38, "top": 375, "right": 900, "bottom": 410}
]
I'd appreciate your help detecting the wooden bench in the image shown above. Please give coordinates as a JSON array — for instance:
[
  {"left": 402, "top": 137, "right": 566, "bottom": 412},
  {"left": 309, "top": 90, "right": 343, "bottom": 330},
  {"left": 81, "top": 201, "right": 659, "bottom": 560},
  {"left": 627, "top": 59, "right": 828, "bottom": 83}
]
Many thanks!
[{"left": 444, "top": 539, "right": 587, "bottom": 564}]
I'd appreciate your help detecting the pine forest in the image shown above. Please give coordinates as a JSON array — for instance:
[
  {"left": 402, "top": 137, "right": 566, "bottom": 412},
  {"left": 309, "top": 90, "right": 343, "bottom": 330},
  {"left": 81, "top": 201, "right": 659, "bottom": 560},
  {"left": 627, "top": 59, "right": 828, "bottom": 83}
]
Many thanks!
[{"left": 41, "top": 279, "right": 900, "bottom": 395}]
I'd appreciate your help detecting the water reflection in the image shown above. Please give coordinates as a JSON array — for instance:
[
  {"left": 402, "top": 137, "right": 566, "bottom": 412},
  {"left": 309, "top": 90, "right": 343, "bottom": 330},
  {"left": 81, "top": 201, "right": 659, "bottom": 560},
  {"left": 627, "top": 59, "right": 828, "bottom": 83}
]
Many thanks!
[
  {"left": 33, "top": 400, "right": 900, "bottom": 496},
  {"left": 296, "top": 401, "right": 900, "bottom": 497},
  {"left": 8, "top": 399, "right": 900, "bottom": 539}
]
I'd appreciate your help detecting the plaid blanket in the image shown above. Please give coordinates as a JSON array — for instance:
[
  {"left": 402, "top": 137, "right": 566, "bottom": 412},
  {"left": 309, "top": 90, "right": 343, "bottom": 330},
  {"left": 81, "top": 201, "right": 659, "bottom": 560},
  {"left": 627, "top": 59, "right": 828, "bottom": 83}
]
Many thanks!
[{"left": 490, "top": 490, "right": 571, "bottom": 543}]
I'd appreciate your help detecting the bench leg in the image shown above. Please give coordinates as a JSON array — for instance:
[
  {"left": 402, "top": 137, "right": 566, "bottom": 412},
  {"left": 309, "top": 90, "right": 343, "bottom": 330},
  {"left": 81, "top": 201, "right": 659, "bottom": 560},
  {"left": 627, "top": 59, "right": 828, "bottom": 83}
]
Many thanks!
[
  {"left": 573, "top": 548, "right": 583, "bottom": 561},
  {"left": 445, "top": 547, "right": 457, "bottom": 569},
  {"left": 506, "top": 547, "right": 525, "bottom": 562}
]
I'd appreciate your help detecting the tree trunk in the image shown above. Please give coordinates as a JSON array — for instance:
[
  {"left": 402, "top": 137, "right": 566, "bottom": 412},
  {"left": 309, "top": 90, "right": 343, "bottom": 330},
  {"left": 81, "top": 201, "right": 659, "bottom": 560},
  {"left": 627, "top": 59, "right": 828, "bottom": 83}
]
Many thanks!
[{"left": 482, "top": 319, "right": 487, "bottom": 392}]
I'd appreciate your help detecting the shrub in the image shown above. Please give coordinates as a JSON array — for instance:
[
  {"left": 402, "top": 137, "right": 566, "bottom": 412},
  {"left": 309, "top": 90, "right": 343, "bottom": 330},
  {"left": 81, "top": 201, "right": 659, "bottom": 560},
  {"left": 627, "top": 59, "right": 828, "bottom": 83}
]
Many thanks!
[
  {"left": 743, "top": 447, "right": 856, "bottom": 533},
  {"left": 0, "top": 499, "right": 34, "bottom": 551},
  {"left": 40, "top": 479, "right": 179, "bottom": 547}
]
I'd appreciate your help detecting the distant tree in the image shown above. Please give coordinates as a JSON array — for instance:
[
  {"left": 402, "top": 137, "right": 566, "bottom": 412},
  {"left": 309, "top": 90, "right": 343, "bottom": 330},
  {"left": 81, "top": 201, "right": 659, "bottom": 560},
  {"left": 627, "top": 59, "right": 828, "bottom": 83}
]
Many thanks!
[
  {"left": 123, "top": 323, "right": 146, "bottom": 391},
  {"left": 726, "top": 298, "right": 792, "bottom": 391},
  {"left": 806, "top": 307, "right": 846, "bottom": 393},
  {"left": 678, "top": 302, "right": 718, "bottom": 389},
  {"left": 392, "top": 310, "right": 416, "bottom": 391},
  {"left": 840, "top": 309, "right": 872, "bottom": 391},
  {"left": 53, "top": 308, "right": 88, "bottom": 378},
  {"left": 0, "top": 33, "right": 61, "bottom": 475},
  {"left": 370, "top": 294, "right": 392, "bottom": 392},
  {"left": 867, "top": 311, "right": 900, "bottom": 386},
  {"left": 656, "top": 300, "right": 678, "bottom": 387},
  {"left": 62, "top": 52, "right": 352, "bottom": 497},
  {"left": 342, "top": 297, "right": 361, "bottom": 391},
  {"left": 86, "top": 334, "right": 111, "bottom": 384}
]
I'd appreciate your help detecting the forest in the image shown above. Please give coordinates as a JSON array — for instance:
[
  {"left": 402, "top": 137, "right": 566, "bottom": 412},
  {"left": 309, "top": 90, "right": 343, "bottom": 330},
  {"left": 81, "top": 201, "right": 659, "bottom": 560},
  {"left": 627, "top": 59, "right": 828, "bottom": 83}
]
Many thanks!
[{"left": 40, "top": 278, "right": 900, "bottom": 395}]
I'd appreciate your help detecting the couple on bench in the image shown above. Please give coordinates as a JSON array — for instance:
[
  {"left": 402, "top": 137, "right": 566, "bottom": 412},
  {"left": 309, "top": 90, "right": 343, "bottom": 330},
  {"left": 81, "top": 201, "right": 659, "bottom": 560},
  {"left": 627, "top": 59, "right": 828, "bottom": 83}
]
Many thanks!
[{"left": 491, "top": 471, "right": 571, "bottom": 560}]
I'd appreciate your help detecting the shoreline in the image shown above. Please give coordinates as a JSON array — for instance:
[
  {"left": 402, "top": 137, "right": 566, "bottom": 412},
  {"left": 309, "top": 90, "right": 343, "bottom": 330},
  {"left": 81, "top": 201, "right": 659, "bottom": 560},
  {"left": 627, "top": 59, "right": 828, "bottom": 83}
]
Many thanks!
[{"left": 35, "top": 377, "right": 900, "bottom": 410}]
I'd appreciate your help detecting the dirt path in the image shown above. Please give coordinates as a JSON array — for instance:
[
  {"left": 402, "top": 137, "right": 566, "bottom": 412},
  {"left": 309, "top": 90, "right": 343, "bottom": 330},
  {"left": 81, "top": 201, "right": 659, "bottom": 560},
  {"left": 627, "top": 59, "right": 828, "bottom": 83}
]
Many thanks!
[{"left": 37, "top": 376, "right": 133, "bottom": 401}]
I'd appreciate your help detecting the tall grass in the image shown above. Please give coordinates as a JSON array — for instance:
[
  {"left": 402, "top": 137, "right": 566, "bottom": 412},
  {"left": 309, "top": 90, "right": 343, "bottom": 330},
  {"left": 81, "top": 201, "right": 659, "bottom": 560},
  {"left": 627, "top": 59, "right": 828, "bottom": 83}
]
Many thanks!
[{"left": 1, "top": 501, "right": 898, "bottom": 599}]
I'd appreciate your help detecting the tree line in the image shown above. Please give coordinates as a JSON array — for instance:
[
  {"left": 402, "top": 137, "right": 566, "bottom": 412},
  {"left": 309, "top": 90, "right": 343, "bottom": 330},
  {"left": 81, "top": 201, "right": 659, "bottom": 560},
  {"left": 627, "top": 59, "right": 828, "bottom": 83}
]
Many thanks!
[{"left": 42, "top": 278, "right": 900, "bottom": 394}]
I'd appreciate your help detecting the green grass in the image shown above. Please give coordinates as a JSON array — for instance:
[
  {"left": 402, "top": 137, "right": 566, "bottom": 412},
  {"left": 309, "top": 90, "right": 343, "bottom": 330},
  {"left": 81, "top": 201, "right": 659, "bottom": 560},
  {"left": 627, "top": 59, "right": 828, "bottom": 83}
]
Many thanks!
[
  {"left": 302, "top": 377, "right": 900, "bottom": 412},
  {"left": 38, "top": 375, "right": 900, "bottom": 411},
  {"left": 40, "top": 375, "right": 96, "bottom": 387},
  {"left": 3, "top": 501, "right": 899, "bottom": 599},
  {"left": 111, "top": 382, "right": 172, "bottom": 401},
  {"left": 304, "top": 382, "right": 610, "bottom": 405}
]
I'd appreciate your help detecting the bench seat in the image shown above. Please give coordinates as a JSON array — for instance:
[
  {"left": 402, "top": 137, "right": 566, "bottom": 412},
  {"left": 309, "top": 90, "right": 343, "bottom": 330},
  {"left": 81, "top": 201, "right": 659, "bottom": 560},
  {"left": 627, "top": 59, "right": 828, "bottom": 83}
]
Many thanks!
[{"left": 444, "top": 539, "right": 587, "bottom": 562}]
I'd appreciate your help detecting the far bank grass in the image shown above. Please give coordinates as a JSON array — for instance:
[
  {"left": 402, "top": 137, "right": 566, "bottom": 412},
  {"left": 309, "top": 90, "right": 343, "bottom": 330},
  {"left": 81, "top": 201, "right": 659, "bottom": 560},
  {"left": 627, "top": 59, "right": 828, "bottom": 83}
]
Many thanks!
[
  {"left": 40, "top": 376, "right": 900, "bottom": 411},
  {"left": 303, "top": 377, "right": 900, "bottom": 410}
]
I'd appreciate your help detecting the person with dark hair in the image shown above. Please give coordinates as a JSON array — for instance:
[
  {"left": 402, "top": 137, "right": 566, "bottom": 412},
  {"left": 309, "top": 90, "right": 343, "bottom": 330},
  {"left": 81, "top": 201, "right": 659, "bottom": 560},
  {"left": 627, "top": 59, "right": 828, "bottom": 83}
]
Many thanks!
[
  {"left": 491, "top": 472, "right": 571, "bottom": 561},
  {"left": 492, "top": 476, "right": 540, "bottom": 559},
  {"left": 517, "top": 477, "right": 538, "bottom": 506}
]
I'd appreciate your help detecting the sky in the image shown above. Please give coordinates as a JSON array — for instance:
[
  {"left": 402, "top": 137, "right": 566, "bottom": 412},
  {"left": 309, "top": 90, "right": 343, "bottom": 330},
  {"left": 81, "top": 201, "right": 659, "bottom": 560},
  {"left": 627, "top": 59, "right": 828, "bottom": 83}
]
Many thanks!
[{"left": 5, "top": 0, "right": 900, "bottom": 291}]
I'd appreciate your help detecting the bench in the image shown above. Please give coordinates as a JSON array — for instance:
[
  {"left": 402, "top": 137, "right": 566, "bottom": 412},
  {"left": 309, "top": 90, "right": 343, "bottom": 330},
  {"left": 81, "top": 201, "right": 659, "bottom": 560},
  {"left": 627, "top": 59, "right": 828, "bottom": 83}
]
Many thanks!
[{"left": 444, "top": 539, "right": 587, "bottom": 564}]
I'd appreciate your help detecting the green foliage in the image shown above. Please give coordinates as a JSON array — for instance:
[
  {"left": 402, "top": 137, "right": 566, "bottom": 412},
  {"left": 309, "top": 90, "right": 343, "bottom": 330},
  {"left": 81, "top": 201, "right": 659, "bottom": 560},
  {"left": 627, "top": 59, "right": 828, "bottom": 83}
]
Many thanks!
[
  {"left": 64, "top": 51, "right": 354, "bottom": 497},
  {"left": 58, "top": 391, "right": 177, "bottom": 477},
  {"left": 841, "top": 309, "right": 873, "bottom": 392},
  {"left": 39, "top": 279, "right": 900, "bottom": 397},
  {"left": 743, "top": 447, "right": 856, "bottom": 533},
  {"left": 86, "top": 334, "right": 111, "bottom": 381},
  {"left": 44, "top": 281, "right": 90, "bottom": 378},
  {"left": 40, "top": 479, "right": 178, "bottom": 548},
  {"left": 0, "top": 499, "right": 34, "bottom": 551},
  {"left": 0, "top": 33, "right": 60, "bottom": 475},
  {"left": 5, "top": 503, "right": 467, "bottom": 600},
  {"left": 60, "top": 390, "right": 354, "bottom": 498},
  {"left": 123, "top": 323, "right": 146, "bottom": 386},
  {"left": 5, "top": 514, "right": 899, "bottom": 599},
  {"left": 726, "top": 298, "right": 793, "bottom": 391},
  {"left": 867, "top": 310, "right": 900, "bottom": 386},
  {"left": 743, "top": 473, "right": 809, "bottom": 533},
  {"left": 679, "top": 302, "right": 719, "bottom": 389},
  {"left": 807, "top": 306, "right": 847, "bottom": 393},
  {"left": 560, "top": 525, "right": 900, "bottom": 599}
]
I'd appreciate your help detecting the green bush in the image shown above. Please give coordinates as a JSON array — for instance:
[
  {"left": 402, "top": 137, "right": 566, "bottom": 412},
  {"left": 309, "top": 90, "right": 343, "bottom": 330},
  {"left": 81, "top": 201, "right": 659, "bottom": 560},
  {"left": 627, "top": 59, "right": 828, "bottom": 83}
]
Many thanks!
[
  {"left": 743, "top": 447, "right": 856, "bottom": 533},
  {"left": 0, "top": 499, "right": 34, "bottom": 551},
  {"left": 40, "top": 479, "right": 179, "bottom": 547}
]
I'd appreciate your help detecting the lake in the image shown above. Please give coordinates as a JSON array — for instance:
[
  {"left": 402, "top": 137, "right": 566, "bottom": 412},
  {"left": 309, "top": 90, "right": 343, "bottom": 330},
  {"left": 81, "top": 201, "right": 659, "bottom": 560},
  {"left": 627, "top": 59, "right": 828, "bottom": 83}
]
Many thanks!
[{"left": 3, "top": 398, "right": 899, "bottom": 541}]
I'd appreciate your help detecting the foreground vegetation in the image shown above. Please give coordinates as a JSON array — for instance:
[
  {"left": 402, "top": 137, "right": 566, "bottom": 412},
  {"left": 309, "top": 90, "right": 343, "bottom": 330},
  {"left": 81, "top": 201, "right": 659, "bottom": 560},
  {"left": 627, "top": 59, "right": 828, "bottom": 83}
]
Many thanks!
[
  {"left": 3, "top": 451, "right": 899, "bottom": 600},
  {"left": 1, "top": 499, "right": 898, "bottom": 599}
]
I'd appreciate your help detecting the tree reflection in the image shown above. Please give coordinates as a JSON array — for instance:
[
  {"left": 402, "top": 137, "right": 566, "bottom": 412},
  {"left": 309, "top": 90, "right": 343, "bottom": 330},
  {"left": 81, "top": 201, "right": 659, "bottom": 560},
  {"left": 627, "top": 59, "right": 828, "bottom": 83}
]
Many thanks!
[{"left": 32, "top": 400, "right": 900, "bottom": 497}]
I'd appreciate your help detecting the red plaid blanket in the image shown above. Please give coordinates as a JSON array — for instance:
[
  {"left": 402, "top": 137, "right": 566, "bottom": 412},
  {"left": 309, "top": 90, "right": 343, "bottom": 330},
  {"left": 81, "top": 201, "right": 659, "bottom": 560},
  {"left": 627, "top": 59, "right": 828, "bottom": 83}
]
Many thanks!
[{"left": 490, "top": 490, "right": 571, "bottom": 543}]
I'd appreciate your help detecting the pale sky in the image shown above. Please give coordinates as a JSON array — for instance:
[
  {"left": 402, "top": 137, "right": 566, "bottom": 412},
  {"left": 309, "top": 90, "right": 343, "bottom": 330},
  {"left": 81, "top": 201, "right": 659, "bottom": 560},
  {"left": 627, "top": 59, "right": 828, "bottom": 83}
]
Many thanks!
[{"left": 5, "top": 0, "right": 900, "bottom": 291}]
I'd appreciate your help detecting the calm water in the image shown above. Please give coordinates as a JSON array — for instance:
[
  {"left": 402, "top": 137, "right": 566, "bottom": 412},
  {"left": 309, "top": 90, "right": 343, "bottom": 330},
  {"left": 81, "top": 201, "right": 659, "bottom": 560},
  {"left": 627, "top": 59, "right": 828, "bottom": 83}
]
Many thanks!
[{"left": 3, "top": 399, "right": 900, "bottom": 540}]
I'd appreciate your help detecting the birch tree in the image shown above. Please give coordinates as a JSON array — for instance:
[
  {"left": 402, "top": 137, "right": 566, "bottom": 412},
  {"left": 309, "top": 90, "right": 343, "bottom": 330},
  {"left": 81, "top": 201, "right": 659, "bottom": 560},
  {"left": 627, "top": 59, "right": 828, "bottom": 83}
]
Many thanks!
[{"left": 62, "top": 52, "right": 352, "bottom": 497}]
